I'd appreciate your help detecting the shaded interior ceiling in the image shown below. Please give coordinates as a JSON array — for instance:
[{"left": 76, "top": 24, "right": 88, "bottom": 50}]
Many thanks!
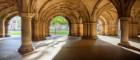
[{"left": 0, "top": 0, "right": 139, "bottom": 24}]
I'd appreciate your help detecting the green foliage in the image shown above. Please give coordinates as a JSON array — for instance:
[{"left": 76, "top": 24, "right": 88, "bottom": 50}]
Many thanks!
[
  {"left": 50, "top": 16, "right": 69, "bottom": 35},
  {"left": 51, "top": 16, "right": 68, "bottom": 25}
]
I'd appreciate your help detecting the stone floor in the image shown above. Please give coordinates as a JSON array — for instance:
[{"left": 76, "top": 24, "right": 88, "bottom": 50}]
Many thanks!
[
  {"left": 0, "top": 36, "right": 140, "bottom": 60},
  {"left": 98, "top": 35, "right": 140, "bottom": 53},
  {"left": 0, "top": 36, "right": 22, "bottom": 60}
]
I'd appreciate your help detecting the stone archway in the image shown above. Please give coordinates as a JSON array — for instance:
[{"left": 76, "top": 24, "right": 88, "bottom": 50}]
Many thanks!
[
  {"left": 6, "top": 16, "right": 21, "bottom": 37},
  {"left": 130, "top": 0, "right": 140, "bottom": 38},
  {"left": 4, "top": 12, "right": 21, "bottom": 37},
  {"left": 97, "top": 18, "right": 106, "bottom": 35},
  {"left": 48, "top": 16, "right": 69, "bottom": 36}
]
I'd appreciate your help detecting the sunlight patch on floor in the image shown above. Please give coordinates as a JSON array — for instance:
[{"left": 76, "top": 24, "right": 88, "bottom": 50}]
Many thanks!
[
  {"left": 98, "top": 35, "right": 120, "bottom": 45},
  {"left": 23, "top": 36, "right": 67, "bottom": 60},
  {"left": 0, "top": 38, "right": 6, "bottom": 40},
  {"left": 130, "top": 41, "right": 140, "bottom": 49},
  {"left": 98, "top": 35, "right": 140, "bottom": 55},
  {"left": 138, "top": 35, "right": 140, "bottom": 38}
]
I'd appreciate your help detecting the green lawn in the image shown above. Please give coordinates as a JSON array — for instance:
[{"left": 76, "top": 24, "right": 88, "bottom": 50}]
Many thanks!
[
  {"left": 8, "top": 31, "right": 21, "bottom": 35},
  {"left": 8, "top": 30, "right": 69, "bottom": 36},
  {"left": 50, "top": 30, "right": 69, "bottom": 35}
]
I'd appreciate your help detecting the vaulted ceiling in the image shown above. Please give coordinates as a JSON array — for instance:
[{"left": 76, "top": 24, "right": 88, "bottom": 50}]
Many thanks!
[{"left": 0, "top": 0, "right": 139, "bottom": 24}]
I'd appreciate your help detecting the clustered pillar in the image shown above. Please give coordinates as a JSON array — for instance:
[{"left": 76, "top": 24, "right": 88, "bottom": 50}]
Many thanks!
[
  {"left": 119, "top": 17, "right": 131, "bottom": 46},
  {"left": 82, "top": 22, "right": 97, "bottom": 40},
  {"left": 0, "top": 20, "right": 5, "bottom": 37},
  {"left": 69, "top": 23, "right": 78, "bottom": 36},
  {"left": 18, "top": 13, "right": 34, "bottom": 54},
  {"left": 129, "top": 17, "right": 138, "bottom": 38},
  {"left": 82, "top": 23, "right": 88, "bottom": 39},
  {"left": 89, "top": 22, "right": 97, "bottom": 39},
  {"left": 79, "top": 23, "right": 83, "bottom": 36},
  {"left": 45, "top": 23, "right": 49, "bottom": 37},
  {"left": 5, "top": 22, "right": 10, "bottom": 37}
]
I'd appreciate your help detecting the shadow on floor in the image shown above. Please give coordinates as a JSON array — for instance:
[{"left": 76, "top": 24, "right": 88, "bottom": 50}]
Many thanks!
[{"left": 53, "top": 39, "right": 140, "bottom": 60}]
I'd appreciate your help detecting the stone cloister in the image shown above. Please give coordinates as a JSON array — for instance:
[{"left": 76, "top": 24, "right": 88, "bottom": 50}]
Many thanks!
[{"left": 0, "top": 0, "right": 140, "bottom": 60}]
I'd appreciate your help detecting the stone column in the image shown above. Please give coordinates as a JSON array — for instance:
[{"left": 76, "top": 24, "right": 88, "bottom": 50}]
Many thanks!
[
  {"left": 138, "top": 21, "right": 140, "bottom": 35},
  {"left": 89, "top": 22, "right": 97, "bottom": 40},
  {"left": 32, "top": 20, "right": 42, "bottom": 41},
  {"left": 108, "top": 25, "right": 112, "bottom": 35},
  {"left": 39, "top": 22, "right": 46, "bottom": 40},
  {"left": 119, "top": 17, "right": 131, "bottom": 46},
  {"left": 111, "top": 24, "right": 118, "bottom": 36},
  {"left": 99, "top": 24, "right": 104, "bottom": 35},
  {"left": 45, "top": 23, "right": 49, "bottom": 37},
  {"left": 108, "top": 24, "right": 118, "bottom": 36},
  {"left": 70, "top": 23, "right": 78, "bottom": 36},
  {"left": 0, "top": 20, "right": 5, "bottom": 37},
  {"left": 104, "top": 24, "right": 109, "bottom": 35},
  {"left": 76, "top": 24, "right": 80, "bottom": 36},
  {"left": 5, "top": 23, "right": 10, "bottom": 37},
  {"left": 18, "top": 13, "right": 34, "bottom": 54},
  {"left": 82, "top": 23, "right": 88, "bottom": 39},
  {"left": 82, "top": 22, "right": 97, "bottom": 40},
  {"left": 42, "top": 23, "right": 46, "bottom": 39},
  {"left": 79, "top": 23, "right": 83, "bottom": 36},
  {"left": 32, "top": 20, "right": 36, "bottom": 41},
  {"left": 129, "top": 19, "right": 138, "bottom": 38}
]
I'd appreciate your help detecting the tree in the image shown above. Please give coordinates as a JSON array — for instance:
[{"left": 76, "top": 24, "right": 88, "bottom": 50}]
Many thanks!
[
  {"left": 51, "top": 16, "right": 68, "bottom": 35},
  {"left": 51, "top": 16, "right": 68, "bottom": 25}
]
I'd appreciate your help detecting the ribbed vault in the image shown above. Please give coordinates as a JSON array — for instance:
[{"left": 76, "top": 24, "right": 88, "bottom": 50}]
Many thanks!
[{"left": 0, "top": 0, "right": 140, "bottom": 55}]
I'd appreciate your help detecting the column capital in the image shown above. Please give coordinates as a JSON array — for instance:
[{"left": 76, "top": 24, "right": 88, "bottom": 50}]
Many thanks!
[
  {"left": 20, "top": 13, "right": 35, "bottom": 19},
  {"left": 120, "top": 17, "right": 131, "bottom": 21}
]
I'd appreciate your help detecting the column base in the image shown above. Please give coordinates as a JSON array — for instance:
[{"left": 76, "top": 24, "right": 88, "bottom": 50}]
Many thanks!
[
  {"left": 41, "top": 37, "right": 47, "bottom": 40},
  {"left": 5, "top": 35, "right": 10, "bottom": 37},
  {"left": 32, "top": 37, "right": 47, "bottom": 41},
  {"left": 18, "top": 45, "right": 34, "bottom": 55},
  {"left": 0, "top": 35, "right": 4, "bottom": 38},
  {"left": 47, "top": 34, "right": 51, "bottom": 37},
  {"left": 129, "top": 36, "right": 138, "bottom": 39},
  {"left": 45, "top": 34, "right": 48, "bottom": 37},
  {"left": 82, "top": 36, "right": 88, "bottom": 39},
  {"left": 69, "top": 35, "right": 79, "bottom": 37},
  {"left": 118, "top": 42, "right": 131, "bottom": 47},
  {"left": 88, "top": 36, "right": 97, "bottom": 40},
  {"left": 82, "top": 36, "right": 97, "bottom": 40}
]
